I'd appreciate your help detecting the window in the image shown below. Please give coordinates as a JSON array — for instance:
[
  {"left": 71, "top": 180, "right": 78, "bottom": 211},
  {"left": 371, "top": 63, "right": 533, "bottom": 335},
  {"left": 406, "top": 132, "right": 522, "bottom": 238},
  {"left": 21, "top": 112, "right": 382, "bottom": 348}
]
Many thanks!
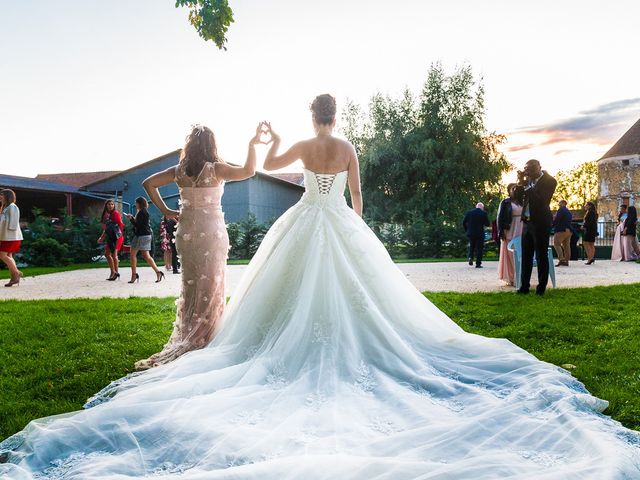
[{"left": 622, "top": 159, "right": 630, "bottom": 166}]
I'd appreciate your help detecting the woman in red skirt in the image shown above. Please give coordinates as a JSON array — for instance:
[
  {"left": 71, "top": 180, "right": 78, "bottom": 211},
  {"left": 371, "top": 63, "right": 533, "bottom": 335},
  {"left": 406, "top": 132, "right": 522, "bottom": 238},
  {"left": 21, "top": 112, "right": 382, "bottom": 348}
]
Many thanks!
[
  {"left": 0, "top": 189, "right": 24, "bottom": 287},
  {"left": 97, "top": 199, "right": 125, "bottom": 281}
]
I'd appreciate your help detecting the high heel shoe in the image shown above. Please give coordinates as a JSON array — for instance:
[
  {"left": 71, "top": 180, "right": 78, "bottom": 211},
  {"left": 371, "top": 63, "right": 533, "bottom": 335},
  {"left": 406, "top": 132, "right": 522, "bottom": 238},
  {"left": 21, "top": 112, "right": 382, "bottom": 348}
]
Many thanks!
[
  {"left": 156, "top": 271, "right": 165, "bottom": 283},
  {"left": 107, "top": 272, "right": 120, "bottom": 281},
  {"left": 4, "top": 274, "right": 20, "bottom": 287},
  {"left": 585, "top": 258, "right": 595, "bottom": 265},
  {"left": 128, "top": 273, "right": 140, "bottom": 284}
]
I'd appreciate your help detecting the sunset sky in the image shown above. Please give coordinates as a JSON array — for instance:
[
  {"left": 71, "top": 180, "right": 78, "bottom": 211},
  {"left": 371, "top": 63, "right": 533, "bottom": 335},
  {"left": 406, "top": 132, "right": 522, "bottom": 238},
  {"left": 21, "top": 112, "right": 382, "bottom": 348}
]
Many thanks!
[{"left": 1, "top": 0, "right": 639, "bottom": 179}]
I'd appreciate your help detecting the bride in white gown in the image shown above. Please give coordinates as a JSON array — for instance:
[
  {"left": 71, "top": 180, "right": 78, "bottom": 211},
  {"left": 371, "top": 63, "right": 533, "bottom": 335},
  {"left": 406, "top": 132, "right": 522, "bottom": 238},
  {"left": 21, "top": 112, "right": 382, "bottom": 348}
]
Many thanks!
[{"left": 1, "top": 95, "right": 639, "bottom": 479}]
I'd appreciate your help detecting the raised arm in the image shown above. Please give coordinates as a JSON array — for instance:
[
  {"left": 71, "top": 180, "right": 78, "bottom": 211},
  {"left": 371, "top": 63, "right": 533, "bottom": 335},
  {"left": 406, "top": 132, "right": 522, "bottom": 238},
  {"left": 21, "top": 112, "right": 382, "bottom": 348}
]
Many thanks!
[
  {"left": 142, "top": 166, "right": 179, "bottom": 219},
  {"left": 214, "top": 122, "right": 264, "bottom": 181},
  {"left": 347, "top": 146, "right": 363, "bottom": 217},
  {"left": 263, "top": 123, "right": 304, "bottom": 171}
]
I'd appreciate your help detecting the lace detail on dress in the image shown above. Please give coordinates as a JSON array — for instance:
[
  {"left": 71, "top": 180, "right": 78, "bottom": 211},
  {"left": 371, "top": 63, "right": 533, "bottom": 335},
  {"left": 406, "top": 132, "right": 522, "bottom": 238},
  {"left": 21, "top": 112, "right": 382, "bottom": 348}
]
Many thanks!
[
  {"left": 473, "top": 380, "right": 514, "bottom": 399},
  {"left": 83, "top": 372, "right": 143, "bottom": 409},
  {"left": 135, "top": 161, "right": 228, "bottom": 370},
  {"left": 314, "top": 173, "right": 337, "bottom": 195},
  {"left": 515, "top": 450, "right": 568, "bottom": 467},
  {"left": 409, "top": 384, "right": 465, "bottom": 412},
  {"left": 150, "top": 461, "right": 195, "bottom": 476},
  {"left": 354, "top": 361, "right": 376, "bottom": 395},
  {"left": 291, "top": 428, "right": 320, "bottom": 445},
  {"left": 231, "top": 410, "right": 264, "bottom": 425},
  {"left": 32, "top": 452, "right": 111, "bottom": 479},
  {"left": 369, "top": 415, "right": 401, "bottom": 435},
  {"left": 312, "top": 320, "right": 331, "bottom": 345},
  {"left": 305, "top": 392, "right": 327, "bottom": 411},
  {"left": 266, "top": 362, "right": 288, "bottom": 389}
]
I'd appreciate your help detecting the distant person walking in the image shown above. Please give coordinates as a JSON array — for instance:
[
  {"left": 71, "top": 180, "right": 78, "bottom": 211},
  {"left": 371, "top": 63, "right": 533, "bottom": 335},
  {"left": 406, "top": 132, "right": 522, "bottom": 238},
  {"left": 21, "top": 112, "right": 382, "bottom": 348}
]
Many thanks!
[
  {"left": 0, "top": 189, "right": 24, "bottom": 287},
  {"left": 581, "top": 202, "right": 598, "bottom": 265},
  {"left": 463, "top": 202, "right": 490, "bottom": 268},
  {"left": 497, "top": 184, "right": 523, "bottom": 286},
  {"left": 124, "top": 196, "right": 164, "bottom": 284},
  {"left": 621, "top": 205, "right": 640, "bottom": 261},
  {"left": 611, "top": 205, "right": 628, "bottom": 261},
  {"left": 98, "top": 199, "right": 124, "bottom": 281},
  {"left": 553, "top": 200, "right": 573, "bottom": 266},
  {"left": 514, "top": 159, "right": 557, "bottom": 296},
  {"left": 160, "top": 216, "right": 172, "bottom": 271},
  {"left": 166, "top": 217, "right": 180, "bottom": 274}
]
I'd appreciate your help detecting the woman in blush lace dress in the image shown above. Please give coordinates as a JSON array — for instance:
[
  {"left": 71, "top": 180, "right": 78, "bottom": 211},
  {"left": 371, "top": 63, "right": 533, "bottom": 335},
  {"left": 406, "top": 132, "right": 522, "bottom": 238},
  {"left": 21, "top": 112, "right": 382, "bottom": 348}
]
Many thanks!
[
  {"left": 611, "top": 205, "right": 627, "bottom": 261},
  {"left": 497, "top": 183, "right": 523, "bottom": 286},
  {"left": 133, "top": 123, "right": 265, "bottom": 370}
]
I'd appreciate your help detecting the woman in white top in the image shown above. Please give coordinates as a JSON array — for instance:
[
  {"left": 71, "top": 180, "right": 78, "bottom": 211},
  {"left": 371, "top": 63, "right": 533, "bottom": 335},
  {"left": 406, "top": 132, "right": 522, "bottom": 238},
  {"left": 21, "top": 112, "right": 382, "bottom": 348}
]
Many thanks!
[{"left": 0, "top": 189, "right": 24, "bottom": 287}]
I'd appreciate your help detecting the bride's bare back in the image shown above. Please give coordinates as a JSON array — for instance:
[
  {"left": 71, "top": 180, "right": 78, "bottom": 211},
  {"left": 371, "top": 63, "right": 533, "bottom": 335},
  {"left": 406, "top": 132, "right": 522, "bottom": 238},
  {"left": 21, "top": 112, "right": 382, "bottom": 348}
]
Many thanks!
[
  {"left": 299, "top": 135, "right": 353, "bottom": 174},
  {"left": 262, "top": 95, "right": 362, "bottom": 215}
]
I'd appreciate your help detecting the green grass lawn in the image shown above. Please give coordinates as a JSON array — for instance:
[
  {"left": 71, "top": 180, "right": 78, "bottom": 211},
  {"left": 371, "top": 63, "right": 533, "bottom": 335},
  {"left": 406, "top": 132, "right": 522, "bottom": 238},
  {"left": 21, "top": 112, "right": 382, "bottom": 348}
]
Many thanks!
[{"left": 1, "top": 284, "right": 639, "bottom": 440}]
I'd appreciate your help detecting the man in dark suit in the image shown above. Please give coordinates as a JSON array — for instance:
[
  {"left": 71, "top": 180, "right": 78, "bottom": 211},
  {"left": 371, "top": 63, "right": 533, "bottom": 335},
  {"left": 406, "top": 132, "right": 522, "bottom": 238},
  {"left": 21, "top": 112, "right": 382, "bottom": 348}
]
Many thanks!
[
  {"left": 514, "top": 159, "right": 557, "bottom": 295},
  {"left": 463, "top": 202, "right": 490, "bottom": 268}
]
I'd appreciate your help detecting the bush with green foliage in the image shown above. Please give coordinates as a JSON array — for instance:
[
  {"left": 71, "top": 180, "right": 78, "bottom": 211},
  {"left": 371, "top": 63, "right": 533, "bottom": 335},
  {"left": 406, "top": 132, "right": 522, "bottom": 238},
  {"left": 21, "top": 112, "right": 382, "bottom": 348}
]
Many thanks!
[
  {"left": 227, "top": 213, "right": 273, "bottom": 259},
  {"left": 22, "top": 238, "right": 70, "bottom": 267}
]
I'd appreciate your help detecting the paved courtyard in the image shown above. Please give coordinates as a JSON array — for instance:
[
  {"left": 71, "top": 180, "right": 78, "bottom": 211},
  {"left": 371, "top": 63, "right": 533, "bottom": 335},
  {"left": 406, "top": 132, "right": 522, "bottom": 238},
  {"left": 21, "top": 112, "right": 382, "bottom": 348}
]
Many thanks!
[{"left": 1, "top": 260, "right": 637, "bottom": 301}]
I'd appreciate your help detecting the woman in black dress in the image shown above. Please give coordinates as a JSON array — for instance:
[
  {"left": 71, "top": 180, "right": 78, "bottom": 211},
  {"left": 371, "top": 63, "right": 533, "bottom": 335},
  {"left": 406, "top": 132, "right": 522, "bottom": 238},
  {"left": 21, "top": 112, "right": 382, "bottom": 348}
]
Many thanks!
[
  {"left": 124, "top": 196, "right": 164, "bottom": 283},
  {"left": 621, "top": 205, "right": 640, "bottom": 261},
  {"left": 582, "top": 201, "right": 598, "bottom": 265}
]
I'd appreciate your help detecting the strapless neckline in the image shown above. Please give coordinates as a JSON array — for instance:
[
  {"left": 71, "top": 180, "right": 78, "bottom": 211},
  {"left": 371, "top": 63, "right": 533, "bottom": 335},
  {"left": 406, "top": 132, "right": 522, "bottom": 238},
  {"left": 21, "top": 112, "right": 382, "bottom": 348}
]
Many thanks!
[{"left": 303, "top": 167, "right": 348, "bottom": 176}]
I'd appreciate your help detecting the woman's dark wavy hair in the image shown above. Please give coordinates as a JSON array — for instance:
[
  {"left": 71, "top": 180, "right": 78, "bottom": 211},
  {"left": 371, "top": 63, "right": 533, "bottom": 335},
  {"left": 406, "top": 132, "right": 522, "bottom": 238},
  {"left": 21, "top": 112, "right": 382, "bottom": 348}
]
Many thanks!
[
  {"left": 101, "top": 199, "right": 116, "bottom": 224},
  {"left": 180, "top": 125, "right": 223, "bottom": 178},
  {"left": 625, "top": 205, "right": 637, "bottom": 227},
  {"left": 135, "top": 196, "right": 149, "bottom": 210},
  {"left": 585, "top": 201, "right": 598, "bottom": 216}
]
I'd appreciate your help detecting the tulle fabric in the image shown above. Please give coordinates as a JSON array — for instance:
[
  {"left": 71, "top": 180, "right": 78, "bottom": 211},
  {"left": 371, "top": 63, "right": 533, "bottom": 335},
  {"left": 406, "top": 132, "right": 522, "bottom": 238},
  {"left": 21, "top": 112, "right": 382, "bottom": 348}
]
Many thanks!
[
  {"left": 1, "top": 169, "right": 640, "bottom": 479},
  {"left": 135, "top": 162, "right": 229, "bottom": 370}
]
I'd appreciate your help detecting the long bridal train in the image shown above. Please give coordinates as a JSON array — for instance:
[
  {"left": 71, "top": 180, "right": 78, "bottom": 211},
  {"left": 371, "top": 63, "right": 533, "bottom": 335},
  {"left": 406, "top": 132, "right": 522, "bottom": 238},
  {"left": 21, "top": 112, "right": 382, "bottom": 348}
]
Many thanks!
[{"left": 1, "top": 169, "right": 639, "bottom": 478}]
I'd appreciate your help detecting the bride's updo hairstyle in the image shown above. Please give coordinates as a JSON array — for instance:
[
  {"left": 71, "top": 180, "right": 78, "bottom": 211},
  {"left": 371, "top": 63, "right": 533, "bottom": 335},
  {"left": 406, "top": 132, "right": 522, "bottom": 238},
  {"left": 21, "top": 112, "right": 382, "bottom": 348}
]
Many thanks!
[
  {"left": 310, "top": 94, "right": 337, "bottom": 126},
  {"left": 180, "top": 124, "right": 222, "bottom": 178}
]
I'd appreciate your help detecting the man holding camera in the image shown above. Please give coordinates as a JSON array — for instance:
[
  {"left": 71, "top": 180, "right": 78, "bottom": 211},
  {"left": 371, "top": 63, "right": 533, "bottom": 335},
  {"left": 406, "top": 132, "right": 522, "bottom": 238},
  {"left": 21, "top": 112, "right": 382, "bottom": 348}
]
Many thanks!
[{"left": 514, "top": 159, "right": 557, "bottom": 296}]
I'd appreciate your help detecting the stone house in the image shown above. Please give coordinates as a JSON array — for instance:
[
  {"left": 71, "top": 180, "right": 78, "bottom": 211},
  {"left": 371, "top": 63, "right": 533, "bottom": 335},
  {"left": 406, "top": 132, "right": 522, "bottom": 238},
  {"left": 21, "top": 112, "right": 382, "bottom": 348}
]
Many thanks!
[{"left": 597, "top": 118, "right": 640, "bottom": 220}]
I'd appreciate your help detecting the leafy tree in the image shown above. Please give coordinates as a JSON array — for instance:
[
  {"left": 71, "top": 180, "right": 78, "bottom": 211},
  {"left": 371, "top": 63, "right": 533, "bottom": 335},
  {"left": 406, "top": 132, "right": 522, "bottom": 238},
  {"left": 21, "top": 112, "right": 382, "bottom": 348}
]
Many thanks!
[
  {"left": 342, "top": 64, "right": 510, "bottom": 257},
  {"left": 553, "top": 161, "right": 598, "bottom": 210},
  {"left": 175, "top": 0, "right": 234, "bottom": 50}
]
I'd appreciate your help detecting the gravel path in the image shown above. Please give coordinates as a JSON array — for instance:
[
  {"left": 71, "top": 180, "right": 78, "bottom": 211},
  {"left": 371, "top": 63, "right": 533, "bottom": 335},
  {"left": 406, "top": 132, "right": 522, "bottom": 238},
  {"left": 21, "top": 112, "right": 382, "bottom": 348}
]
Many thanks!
[{"left": 1, "top": 260, "right": 637, "bottom": 301}]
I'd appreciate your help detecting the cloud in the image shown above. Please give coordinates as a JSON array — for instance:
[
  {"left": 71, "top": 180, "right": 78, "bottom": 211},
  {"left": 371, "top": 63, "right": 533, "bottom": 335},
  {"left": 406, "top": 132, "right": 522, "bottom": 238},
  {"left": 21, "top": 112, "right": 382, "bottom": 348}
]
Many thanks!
[
  {"left": 505, "top": 143, "right": 535, "bottom": 153},
  {"left": 553, "top": 149, "right": 572, "bottom": 156},
  {"left": 513, "top": 97, "right": 640, "bottom": 147}
]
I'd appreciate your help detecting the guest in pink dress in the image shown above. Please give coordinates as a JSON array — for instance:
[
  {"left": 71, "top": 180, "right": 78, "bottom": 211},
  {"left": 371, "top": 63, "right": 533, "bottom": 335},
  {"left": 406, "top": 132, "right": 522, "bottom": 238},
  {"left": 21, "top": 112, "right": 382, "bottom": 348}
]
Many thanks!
[
  {"left": 497, "top": 184, "right": 523, "bottom": 286},
  {"left": 611, "top": 205, "right": 627, "bottom": 261}
]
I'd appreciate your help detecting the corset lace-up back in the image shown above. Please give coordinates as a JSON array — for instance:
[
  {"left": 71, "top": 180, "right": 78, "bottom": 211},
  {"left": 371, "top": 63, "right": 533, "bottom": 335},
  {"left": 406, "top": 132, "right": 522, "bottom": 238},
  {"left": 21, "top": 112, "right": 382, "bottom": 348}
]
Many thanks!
[
  {"left": 315, "top": 173, "right": 337, "bottom": 195},
  {"left": 302, "top": 168, "right": 348, "bottom": 207}
]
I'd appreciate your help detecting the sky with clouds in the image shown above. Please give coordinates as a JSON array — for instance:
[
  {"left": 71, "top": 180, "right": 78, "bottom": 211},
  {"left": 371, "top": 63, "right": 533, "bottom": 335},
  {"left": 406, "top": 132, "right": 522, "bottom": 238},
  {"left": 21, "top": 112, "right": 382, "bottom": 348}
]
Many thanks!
[{"left": 1, "top": 0, "right": 639, "bottom": 179}]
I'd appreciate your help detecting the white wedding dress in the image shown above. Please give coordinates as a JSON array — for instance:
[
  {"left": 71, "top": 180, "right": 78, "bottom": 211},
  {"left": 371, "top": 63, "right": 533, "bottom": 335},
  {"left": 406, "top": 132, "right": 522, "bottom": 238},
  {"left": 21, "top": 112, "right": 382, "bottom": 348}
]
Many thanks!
[{"left": 1, "top": 168, "right": 639, "bottom": 479}]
